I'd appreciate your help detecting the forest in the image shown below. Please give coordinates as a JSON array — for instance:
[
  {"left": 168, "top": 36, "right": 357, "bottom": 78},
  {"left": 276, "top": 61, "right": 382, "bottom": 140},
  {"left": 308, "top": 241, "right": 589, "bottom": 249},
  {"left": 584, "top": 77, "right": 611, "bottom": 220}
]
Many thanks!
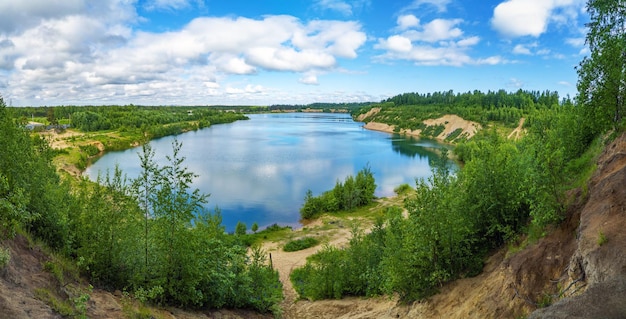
[{"left": 0, "top": 0, "right": 624, "bottom": 316}]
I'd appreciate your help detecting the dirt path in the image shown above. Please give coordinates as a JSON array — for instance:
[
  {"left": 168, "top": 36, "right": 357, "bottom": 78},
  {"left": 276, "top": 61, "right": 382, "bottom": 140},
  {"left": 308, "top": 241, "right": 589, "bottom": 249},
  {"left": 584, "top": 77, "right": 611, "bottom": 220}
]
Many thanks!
[
  {"left": 507, "top": 117, "right": 525, "bottom": 140},
  {"left": 261, "top": 219, "right": 353, "bottom": 309}
]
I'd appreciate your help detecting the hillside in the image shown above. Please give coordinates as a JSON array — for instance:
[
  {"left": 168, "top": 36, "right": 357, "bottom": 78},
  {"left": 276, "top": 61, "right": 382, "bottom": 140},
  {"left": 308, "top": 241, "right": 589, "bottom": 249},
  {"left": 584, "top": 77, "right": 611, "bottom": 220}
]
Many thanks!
[
  {"left": 357, "top": 107, "right": 482, "bottom": 143},
  {"left": 1, "top": 132, "right": 625, "bottom": 318}
]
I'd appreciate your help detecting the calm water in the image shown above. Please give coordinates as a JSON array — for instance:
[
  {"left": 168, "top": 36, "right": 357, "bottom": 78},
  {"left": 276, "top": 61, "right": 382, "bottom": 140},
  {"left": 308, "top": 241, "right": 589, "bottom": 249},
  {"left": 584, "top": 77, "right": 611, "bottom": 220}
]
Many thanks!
[{"left": 84, "top": 113, "right": 450, "bottom": 232}]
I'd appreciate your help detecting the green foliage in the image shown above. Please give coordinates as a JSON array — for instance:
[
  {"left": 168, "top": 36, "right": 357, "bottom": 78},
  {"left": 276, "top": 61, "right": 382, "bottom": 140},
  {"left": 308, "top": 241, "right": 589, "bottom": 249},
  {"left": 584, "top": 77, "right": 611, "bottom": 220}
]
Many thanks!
[
  {"left": 597, "top": 230, "right": 608, "bottom": 246},
  {"left": 0, "top": 98, "right": 71, "bottom": 250},
  {"left": 34, "top": 288, "right": 76, "bottom": 317},
  {"left": 460, "top": 131, "right": 530, "bottom": 246},
  {"left": 283, "top": 237, "right": 320, "bottom": 252},
  {"left": 300, "top": 166, "right": 376, "bottom": 219},
  {"left": 421, "top": 124, "right": 445, "bottom": 138},
  {"left": 251, "top": 222, "right": 259, "bottom": 233},
  {"left": 393, "top": 183, "right": 412, "bottom": 195},
  {"left": 0, "top": 247, "right": 9, "bottom": 268},
  {"left": 354, "top": 89, "right": 563, "bottom": 131},
  {"left": 577, "top": 0, "right": 626, "bottom": 133},
  {"left": 235, "top": 221, "right": 247, "bottom": 236},
  {"left": 78, "top": 144, "right": 100, "bottom": 157}
]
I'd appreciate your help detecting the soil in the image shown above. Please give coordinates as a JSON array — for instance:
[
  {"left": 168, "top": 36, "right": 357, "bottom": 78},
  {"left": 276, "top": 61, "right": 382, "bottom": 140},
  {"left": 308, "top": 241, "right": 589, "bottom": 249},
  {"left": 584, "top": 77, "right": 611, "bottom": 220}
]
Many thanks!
[
  {"left": 507, "top": 117, "right": 525, "bottom": 140},
  {"left": 363, "top": 114, "right": 481, "bottom": 142},
  {"left": 3, "top": 129, "right": 626, "bottom": 318}
]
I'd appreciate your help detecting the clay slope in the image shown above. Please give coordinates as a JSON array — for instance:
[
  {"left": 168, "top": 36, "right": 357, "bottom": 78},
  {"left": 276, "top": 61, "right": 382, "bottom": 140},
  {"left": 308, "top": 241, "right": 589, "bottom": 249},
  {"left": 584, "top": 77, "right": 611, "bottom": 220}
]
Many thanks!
[{"left": 530, "top": 133, "right": 626, "bottom": 318}]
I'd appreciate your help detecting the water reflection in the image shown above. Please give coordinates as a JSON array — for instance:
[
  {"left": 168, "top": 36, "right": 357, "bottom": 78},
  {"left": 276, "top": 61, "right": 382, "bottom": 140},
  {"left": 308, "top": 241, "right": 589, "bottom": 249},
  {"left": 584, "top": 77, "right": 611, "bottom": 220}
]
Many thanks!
[{"left": 84, "top": 113, "right": 451, "bottom": 232}]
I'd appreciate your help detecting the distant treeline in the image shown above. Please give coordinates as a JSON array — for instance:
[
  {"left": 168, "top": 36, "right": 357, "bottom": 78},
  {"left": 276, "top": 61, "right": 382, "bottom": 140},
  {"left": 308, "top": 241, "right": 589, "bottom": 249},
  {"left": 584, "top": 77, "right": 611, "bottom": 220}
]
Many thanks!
[
  {"left": 10, "top": 105, "right": 248, "bottom": 133},
  {"left": 384, "top": 89, "right": 567, "bottom": 109},
  {"left": 269, "top": 102, "right": 375, "bottom": 111},
  {"left": 356, "top": 89, "right": 574, "bottom": 128}
]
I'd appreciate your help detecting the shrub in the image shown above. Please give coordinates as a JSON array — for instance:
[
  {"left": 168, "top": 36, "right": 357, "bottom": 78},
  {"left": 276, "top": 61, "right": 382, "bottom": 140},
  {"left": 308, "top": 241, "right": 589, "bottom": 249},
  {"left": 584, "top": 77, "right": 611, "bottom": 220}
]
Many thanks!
[
  {"left": 393, "top": 183, "right": 412, "bottom": 195},
  {"left": 0, "top": 247, "right": 10, "bottom": 269},
  {"left": 284, "top": 237, "right": 320, "bottom": 252}
]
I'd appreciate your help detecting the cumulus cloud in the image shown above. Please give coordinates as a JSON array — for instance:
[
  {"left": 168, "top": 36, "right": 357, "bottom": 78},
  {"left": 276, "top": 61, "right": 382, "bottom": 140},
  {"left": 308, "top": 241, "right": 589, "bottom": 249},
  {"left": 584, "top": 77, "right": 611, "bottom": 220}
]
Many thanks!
[
  {"left": 375, "top": 16, "right": 494, "bottom": 66},
  {"left": 397, "top": 15, "right": 420, "bottom": 30},
  {"left": 0, "top": 2, "right": 367, "bottom": 105},
  {"left": 491, "top": 0, "right": 584, "bottom": 37},
  {"left": 383, "top": 35, "right": 413, "bottom": 53}
]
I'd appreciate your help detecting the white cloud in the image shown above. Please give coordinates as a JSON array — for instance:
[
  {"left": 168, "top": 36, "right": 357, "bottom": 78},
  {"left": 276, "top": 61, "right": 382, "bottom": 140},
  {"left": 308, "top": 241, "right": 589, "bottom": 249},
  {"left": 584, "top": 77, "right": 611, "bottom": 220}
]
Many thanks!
[
  {"left": 374, "top": 17, "right": 489, "bottom": 66},
  {"left": 383, "top": 35, "right": 413, "bottom": 53},
  {"left": 143, "top": 0, "right": 196, "bottom": 11},
  {"left": 457, "top": 36, "right": 480, "bottom": 47},
  {"left": 315, "top": 0, "right": 353, "bottom": 15},
  {"left": 566, "top": 37, "right": 585, "bottom": 47},
  {"left": 402, "top": 0, "right": 452, "bottom": 13},
  {"left": 513, "top": 44, "right": 532, "bottom": 55},
  {"left": 402, "top": 19, "right": 463, "bottom": 43},
  {"left": 397, "top": 15, "right": 419, "bottom": 30},
  {"left": 491, "top": 0, "right": 583, "bottom": 37},
  {"left": 1, "top": 8, "right": 367, "bottom": 105},
  {"left": 314, "top": 0, "right": 370, "bottom": 16},
  {"left": 299, "top": 73, "right": 319, "bottom": 85}
]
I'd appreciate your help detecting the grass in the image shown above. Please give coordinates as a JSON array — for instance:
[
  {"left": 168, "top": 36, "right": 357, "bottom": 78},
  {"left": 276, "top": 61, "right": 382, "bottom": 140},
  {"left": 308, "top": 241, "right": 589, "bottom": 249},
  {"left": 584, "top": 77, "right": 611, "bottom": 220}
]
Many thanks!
[
  {"left": 244, "top": 224, "right": 294, "bottom": 246},
  {"left": 0, "top": 247, "right": 9, "bottom": 269},
  {"left": 284, "top": 237, "right": 320, "bottom": 252},
  {"left": 35, "top": 288, "right": 76, "bottom": 317},
  {"left": 597, "top": 230, "right": 608, "bottom": 246},
  {"left": 394, "top": 183, "right": 412, "bottom": 195}
]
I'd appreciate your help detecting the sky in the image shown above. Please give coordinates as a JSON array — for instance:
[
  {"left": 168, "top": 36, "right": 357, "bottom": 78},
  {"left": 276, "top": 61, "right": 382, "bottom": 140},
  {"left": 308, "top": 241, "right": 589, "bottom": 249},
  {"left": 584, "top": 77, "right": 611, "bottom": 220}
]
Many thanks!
[{"left": 0, "top": 0, "right": 589, "bottom": 106}]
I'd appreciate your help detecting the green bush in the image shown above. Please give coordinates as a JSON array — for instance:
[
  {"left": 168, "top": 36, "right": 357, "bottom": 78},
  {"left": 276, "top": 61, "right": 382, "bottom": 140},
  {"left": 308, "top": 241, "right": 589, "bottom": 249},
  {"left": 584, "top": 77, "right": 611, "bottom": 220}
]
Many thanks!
[
  {"left": 0, "top": 247, "right": 10, "bottom": 268},
  {"left": 393, "top": 183, "right": 412, "bottom": 195},
  {"left": 284, "top": 237, "right": 320, "bottom": 252},
  {"left": 79, "top": 144, "right": 100, "bottom": 157}
]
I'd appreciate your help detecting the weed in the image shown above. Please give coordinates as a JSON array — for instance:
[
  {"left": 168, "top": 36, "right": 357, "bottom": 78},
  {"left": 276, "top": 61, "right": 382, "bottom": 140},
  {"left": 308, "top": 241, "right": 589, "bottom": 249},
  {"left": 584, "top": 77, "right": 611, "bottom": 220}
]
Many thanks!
[
  {"left": 597, "top": 230, "right": 608, "bottom": 246},
  {"left": 537, "top": 293, "right": 553, "bottom": 308},
  {"left": 284, "top": 237, "right": 320, "bottom": 252},
  {"left": 0, "top": 247, "right": 9, "bottom": 269},
  {"left": 34, "top": 288, "right": 75, "bottom": 317}
]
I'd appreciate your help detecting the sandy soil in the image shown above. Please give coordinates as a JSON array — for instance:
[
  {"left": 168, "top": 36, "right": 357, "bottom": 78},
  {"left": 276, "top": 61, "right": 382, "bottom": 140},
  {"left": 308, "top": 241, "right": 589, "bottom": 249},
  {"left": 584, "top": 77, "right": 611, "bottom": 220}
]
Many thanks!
[
  {"left": 39, "top": 129, "right": 86, "bottom": 150},
  {"left": 507, "top": 117, "right": 525, "bottom": 140},
  {"left": 363, "top": 114, "right": 481, "bottom": 142}
]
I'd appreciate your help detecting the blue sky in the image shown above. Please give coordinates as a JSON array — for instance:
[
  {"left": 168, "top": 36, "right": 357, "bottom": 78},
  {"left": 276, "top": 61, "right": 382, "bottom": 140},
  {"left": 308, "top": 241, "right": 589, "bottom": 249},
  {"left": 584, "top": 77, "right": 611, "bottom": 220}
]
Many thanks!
[{"left": 0, "top": 0, "right": 589, "bottom": 106}]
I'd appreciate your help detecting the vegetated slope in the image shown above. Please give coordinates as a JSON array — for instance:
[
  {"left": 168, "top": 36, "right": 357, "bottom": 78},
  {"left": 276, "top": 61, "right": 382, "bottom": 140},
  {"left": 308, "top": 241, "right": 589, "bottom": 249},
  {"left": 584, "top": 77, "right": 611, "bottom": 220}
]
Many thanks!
[
  {"left": 0, "top": 233, "right": 273, "bottom": 319},
  {"left": 2, "top": 133, "right": 624, "bottom": 318},
  {"left": 281, "top": 133, "right": 626, "bottom": 319},
  {"left": 359, "top": 110, "right": 481, "bottom": 142},
  {"left": 530, "top": 132, "right": 626, "bottom": 318},
  {"left": 0, "top": 235, "right": 62, "bottom": 319}
]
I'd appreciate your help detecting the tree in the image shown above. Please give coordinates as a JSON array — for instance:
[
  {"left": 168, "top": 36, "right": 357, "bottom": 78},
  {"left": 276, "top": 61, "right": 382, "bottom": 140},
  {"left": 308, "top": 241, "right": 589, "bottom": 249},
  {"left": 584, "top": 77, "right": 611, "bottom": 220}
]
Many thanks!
[
  {"left": 577, "top": 0, "right": 626, "bottom": 132},
  {"left": 131, "top": 144, "right": 158, "bottom": 284},
  {"left": 46, "top": 107, "right": 58, "bottom": 127},
  {"left": 251, "top": 222, "right": 259, "bottom": 233},
  {"left": 151, "top": 140, "right": 209, "bottom": 302},
  {"left": 235, "top": 221, "right": 247, "bottom": 236}
]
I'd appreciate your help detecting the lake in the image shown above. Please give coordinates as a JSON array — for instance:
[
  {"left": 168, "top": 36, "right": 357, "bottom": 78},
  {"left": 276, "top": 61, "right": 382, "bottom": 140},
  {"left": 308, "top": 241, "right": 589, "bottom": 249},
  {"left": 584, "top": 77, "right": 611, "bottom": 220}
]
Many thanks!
[{"left": 84, "top": 113, "right": 450, "bottom": 232}]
